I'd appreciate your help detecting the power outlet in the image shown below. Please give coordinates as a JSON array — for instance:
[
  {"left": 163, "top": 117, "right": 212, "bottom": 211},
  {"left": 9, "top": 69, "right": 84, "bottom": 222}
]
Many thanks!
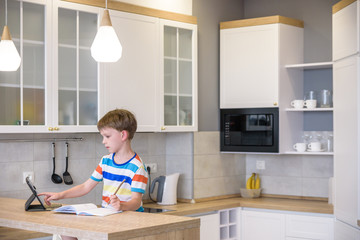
[
  {"left": 256, "top": 160, "right": 266, "bottom": 170},
  {"left": 147, "top": 163, "right": 157, "bottom": 173},
  {"left": 23, "top": 171, "right": 34, "bottom": 184}
]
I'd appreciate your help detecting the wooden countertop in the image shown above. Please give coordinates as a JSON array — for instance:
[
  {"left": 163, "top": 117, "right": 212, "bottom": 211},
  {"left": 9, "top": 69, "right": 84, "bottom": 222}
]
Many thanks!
[
  {"left": 0, "top": 197, "right": 199, "bottom": 240},
  {"left": 144, "top": 196, "right": 334, "bottom": 216}
]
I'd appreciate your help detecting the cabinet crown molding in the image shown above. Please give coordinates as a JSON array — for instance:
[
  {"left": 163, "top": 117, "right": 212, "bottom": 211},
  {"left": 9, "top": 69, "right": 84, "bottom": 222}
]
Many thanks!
[
  {"left": 333, "top": 0, "right": 356, "bottom": 14},
  {"left": 62, "top": 0, "right": 197, "bottom": 24},
  {"left": 220, "top": 15, "right": 304, "bottom": 29}
]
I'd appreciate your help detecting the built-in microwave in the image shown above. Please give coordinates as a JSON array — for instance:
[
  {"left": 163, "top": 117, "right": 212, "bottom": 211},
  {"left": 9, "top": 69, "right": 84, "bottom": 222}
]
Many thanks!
[{"left": 220, "top": 108, "right": 279, "bottom": 153}]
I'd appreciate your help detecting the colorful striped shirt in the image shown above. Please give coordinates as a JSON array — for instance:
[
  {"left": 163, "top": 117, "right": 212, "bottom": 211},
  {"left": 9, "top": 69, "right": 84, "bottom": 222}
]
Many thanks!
[{"left": 90, "top": 152, "right": 148, "bottom": 211}]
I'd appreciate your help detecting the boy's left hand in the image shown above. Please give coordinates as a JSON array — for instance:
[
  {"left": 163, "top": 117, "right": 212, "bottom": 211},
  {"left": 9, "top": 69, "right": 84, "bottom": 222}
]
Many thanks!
[{"left": 109, "top": 195, "right": 121, "bottom": 211}]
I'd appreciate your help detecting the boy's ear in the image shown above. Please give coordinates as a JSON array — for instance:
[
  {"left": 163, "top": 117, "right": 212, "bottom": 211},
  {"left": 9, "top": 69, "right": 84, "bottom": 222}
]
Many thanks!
[{"left": 121, "top": 130, "right": 129, "bottom": 140}]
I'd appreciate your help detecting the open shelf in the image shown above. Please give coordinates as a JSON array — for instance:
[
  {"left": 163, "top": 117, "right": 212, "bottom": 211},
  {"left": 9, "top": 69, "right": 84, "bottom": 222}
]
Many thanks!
[
  {"left": 284, "top": 151, "right": 333, "bottom": 156},
  {"left": 285, "top": 108, "right": 333, "bottom": 112},
  {"left": 285, "top": 61, "right": 333, "bottom": 69}
]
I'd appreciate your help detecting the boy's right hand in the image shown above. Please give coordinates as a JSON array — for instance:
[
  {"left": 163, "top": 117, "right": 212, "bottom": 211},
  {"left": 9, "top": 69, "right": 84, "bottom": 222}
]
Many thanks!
[{"left": 38, "top": 192, "right": 61, "bottom": 206}]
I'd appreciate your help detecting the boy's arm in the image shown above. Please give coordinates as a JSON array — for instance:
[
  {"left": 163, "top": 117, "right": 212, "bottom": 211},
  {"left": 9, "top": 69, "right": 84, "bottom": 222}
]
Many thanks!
[
  {"left": 39, "top": 178, "right": 98, "bottom": 205},
  {"left": 109, "top": 191, "right": 143, "bottom": 211}
]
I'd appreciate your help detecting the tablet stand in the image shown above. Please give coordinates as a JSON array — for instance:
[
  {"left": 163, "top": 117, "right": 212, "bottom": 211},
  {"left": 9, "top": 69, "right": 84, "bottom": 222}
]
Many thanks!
[{"left": 25, "top": 193, "right": 47, "bottom": 211}]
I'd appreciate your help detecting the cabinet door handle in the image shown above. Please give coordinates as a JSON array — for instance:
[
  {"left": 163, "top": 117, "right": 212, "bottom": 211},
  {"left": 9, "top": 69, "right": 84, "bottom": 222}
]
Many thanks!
[
  {"left": 273, "top": 102, "right": 278, "bottom": 106},
  {"left": 54, "top": 127, "right": 59, "bottom": 131},
  {"left": 161, "top": 126, "right": 166, "bottom": 130},
  {"left": 48, "top": 127, "right": 53, "bottom": 131}
]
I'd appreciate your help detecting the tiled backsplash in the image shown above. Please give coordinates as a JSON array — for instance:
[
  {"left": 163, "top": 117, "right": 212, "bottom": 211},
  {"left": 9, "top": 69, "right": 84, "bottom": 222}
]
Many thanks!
[{"left": 0, "top": 131, "right": 333, "bottom": 205}]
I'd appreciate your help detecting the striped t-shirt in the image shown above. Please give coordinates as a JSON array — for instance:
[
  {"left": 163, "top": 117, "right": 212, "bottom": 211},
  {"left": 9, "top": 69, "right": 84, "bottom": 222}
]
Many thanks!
[{"left": 90, "top": 152, "right": 148, "bottom": 211}]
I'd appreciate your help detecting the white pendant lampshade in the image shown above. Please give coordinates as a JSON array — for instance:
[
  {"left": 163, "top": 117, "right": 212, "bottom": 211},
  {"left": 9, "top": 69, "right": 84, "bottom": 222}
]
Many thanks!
[
  {"left": 91, "top": 9, "right": 122, "bottom": 62},
  {"left": 0, "top": 25, "right": 21, "bottom": 71}
]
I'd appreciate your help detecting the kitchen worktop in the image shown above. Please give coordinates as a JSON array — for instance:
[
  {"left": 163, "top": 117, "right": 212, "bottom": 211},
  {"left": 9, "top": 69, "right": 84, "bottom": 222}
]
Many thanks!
[
  {"left": 143, "top": 196, "right": 334, "bottom": 216},
  {"left": 0, "top": 197, "right": 199, "bottom": 240},
  {"left": 0, "top": 196, "right": 333, "bottom": 239}
]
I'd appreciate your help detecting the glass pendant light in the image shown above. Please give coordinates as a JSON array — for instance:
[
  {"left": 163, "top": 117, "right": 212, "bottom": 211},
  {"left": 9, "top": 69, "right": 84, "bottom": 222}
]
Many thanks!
[
  {"left": 0, "top": 0, "right": 21, "bottom": 71},
  {"left": 91, "top": 0, "right": 122, "bottom": 62}
]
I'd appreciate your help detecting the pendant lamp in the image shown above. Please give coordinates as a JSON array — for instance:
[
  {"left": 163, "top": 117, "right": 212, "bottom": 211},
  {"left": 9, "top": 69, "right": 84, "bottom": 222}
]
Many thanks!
[
  {"left": 0, "top": 0, "right": 21, "bottom": 71},
  {"left": 91, "top": 0, "right": 122, "bottom": 62}
]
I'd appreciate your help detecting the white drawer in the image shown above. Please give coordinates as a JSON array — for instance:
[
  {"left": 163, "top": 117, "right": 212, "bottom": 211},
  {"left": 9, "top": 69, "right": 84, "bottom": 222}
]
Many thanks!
[{"left": 286, "top": 214, "right": 334, "bottom": 240}]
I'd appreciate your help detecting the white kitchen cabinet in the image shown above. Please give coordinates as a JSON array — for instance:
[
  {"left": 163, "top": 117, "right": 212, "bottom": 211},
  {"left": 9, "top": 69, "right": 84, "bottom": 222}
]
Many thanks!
[
  {"left": 160, "top": 19, "right": 198, "bottom": 132},
  {"left": 241, "top": 209, "right": 286, "bottom": 240},
  {"left": 333, "top": 56, "right": 360, "bottom": 227},
  {"left": 286, "top": 213, "right": 334, "bottom": 239},
  {"left": 188, "top": 211, "right": 220, "bottom": 240},
  {"left": 53, "top": 1, "right": 100, "bottom": 132},
  {"left": 334, "top": 219, "right": 360, "bottom": 240},
  {"left": 0, "top": 0, "right": 100, "bottom": 133},
  {"left": 241, "top": 208, "right": 334, "bottom": 240},
  {"left": 220, "top": 16, "right": 303, "bottom": 109},
  {"left": 332, "top": 0, "right": 360, "bottom": 231},
  {"left": 0, "top": 0, "right": 48, "bottom": 132},
  {"left": 101, "top": 15, "right": 198, "bottom": 132},
  {"left": 101, "top": 10, "right": 160, "bottom": 132},
  {"left": 332, "top": 0, "right": 358, "bottom": 61}
]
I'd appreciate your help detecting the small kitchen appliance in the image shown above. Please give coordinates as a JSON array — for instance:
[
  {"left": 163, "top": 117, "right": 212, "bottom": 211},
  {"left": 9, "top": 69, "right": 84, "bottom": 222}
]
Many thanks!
[
  {"left": 220, "top": 108, "right": 279, "bottom": 153},
  {"left": 149, "top": 173, "right": 180, "bottom": 205}
]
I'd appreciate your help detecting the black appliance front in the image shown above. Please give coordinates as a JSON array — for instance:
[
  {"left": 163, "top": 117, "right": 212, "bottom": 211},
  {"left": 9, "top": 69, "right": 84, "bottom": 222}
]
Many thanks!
[{"left": 220, "top": 108, "right": 279, "bottom": 153}]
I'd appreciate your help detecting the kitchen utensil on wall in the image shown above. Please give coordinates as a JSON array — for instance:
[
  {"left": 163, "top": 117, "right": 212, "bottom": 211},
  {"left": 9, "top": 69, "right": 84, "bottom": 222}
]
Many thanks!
[
  {"left": 63, "top": 142, "right": 73, "bottom": 185},
  {"left": 51, "top": 142, "right": 62, "bottom": 184}
]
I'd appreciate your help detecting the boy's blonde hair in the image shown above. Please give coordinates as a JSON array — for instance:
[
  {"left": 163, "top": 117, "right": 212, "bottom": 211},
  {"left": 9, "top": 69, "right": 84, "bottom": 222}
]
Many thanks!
[{"left": 97, "top": 109, "right": 137, "bottom": 140}]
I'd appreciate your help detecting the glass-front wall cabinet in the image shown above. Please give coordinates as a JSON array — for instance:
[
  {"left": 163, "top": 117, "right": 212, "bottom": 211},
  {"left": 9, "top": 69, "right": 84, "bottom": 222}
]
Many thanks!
[
  {"left": 162, "top": 20, "right": 197, "bottom": 131},
  {"left": 0, "top": 0, "right": 99, "bottom": 132},
  {"left": 0, "top": 0, "right": 45, "bottom": 127},
  {"left": 58, "top": 7, "right": 98, "bottom": 127}
]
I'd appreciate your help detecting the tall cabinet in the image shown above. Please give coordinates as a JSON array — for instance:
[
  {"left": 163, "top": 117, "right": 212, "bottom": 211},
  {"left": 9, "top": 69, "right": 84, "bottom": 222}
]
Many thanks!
[{"left": 332, "top": 0, "right": 360, "bottom": 237}]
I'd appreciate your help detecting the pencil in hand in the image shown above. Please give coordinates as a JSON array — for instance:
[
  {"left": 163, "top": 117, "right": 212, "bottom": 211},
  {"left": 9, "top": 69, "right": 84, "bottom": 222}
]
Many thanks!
[{"left": 105, "top": 179, "right": 125, "bottom": 208}]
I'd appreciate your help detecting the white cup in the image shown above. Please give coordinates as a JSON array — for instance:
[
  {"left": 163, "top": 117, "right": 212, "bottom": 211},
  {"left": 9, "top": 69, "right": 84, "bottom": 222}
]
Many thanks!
[
  {"left": 293, "top": 143, "right": 306, "bottom": 152},
  {"left": 308, "top": 142, "right": 322, "bottom": 151},
  {"left": 291, "top": 100, "right": 304, "bottom": 109},
  {"left": 304, "top": 99, "right": 317, "bottom": 109}
]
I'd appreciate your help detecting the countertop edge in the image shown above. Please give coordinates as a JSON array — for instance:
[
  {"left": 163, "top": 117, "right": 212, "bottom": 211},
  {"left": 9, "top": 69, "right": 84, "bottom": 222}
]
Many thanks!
[{"left": 144, "top": 197, "right": 334, "bottom": 216}]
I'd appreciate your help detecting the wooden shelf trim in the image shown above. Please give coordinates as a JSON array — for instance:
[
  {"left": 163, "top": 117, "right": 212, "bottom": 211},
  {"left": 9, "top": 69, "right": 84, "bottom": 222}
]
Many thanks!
[
  {"left": 62, "top": 0, "right": 197, "bottom": 24},
  {"left": 333, "top": 0, "right": 356, "bottom": 14},
  {"left": 220, "top": 15, "right": 304, "bottom": 30}
]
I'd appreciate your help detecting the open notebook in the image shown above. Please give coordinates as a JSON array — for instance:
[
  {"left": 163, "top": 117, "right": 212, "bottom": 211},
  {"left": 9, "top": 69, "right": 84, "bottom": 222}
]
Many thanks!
[{"left": 54, "top": 203, "right": 121, "bottom": 216}]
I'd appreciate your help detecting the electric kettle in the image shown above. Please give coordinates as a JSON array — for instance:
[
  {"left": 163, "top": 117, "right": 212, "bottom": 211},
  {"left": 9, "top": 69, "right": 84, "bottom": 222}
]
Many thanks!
[{"left": 150, "top": 173, "right": 180, "bottom": 205}]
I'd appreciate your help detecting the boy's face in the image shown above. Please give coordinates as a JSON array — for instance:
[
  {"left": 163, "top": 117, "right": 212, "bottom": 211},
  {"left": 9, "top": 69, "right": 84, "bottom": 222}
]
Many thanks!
[{"left": 100, "top": 127, "right": 124, "bottom": 153}]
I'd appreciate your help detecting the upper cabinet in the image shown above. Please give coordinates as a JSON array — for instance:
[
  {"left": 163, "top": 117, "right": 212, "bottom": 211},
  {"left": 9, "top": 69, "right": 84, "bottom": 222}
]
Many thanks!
[
  {"left": 102, "top": 13, "right": 198, "bottom": 132},
  {"left": 220, "top": 16, "right": 304, "bottom": 109},
  {"left": 160, "top": 19, "right": 198, "bottom": 132},
  {"left": 101, "top": 11, "right": 160, "bottom": 132},
  {"left": 332, "top": 0, "right": 358, "bottom": 61},
  {"left": 0, "top": 0, "right": 198, "bottom": 133},
  {"left": 54, "top": 1, "right": 100, "bottom": 132},
  {"left": 0, "top": 0, "right": 48, "bottom": 132}
]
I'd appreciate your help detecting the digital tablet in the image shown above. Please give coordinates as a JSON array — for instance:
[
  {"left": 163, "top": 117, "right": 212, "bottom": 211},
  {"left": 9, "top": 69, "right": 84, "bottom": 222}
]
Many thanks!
[{"left": 25, "top": 176, "right": 47, "bottom": 211}]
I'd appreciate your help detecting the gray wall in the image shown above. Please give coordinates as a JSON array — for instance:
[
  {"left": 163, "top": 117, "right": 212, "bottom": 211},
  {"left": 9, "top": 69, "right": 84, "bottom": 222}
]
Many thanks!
[
  {"left": 193, "top": 0, "right": 244, "bottom": 131},
  {"left": 195, "top": 0, "right": 339, "bottom": 131}
]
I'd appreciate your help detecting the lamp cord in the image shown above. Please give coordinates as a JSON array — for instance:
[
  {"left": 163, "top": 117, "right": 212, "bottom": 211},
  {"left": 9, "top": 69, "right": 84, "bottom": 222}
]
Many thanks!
[{"left": 5, "top": 0, "right": 7, "bottom": 26}]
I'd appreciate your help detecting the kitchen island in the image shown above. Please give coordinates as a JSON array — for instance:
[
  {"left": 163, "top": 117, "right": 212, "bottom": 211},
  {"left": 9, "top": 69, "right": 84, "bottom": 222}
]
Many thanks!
[{"left": 0, "top": 197, "right": 200, "bottom": 240}]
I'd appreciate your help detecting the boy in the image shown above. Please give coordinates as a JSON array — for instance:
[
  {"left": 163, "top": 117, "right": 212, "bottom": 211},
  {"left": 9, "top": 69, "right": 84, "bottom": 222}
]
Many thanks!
[{"left": 40, "top": 109, "right": 148, "bottom": 240}]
